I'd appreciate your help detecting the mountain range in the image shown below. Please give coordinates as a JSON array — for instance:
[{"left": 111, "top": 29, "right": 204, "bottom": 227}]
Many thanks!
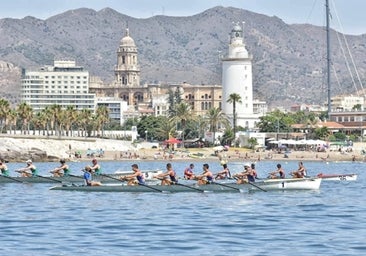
[{"left": 0, "top": 6, "right": 365, "bottom": 108}]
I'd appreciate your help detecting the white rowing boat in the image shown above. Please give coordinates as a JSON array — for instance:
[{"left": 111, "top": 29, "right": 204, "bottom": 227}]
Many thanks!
[
  {"left": 248, "top": 177, "right": 322, "bottom": 191},
  {"left": 50, "top": 177, "right": 321, "bottom": 193},
  {"left": 316, "top": 173, "right": 358, "bottom": 181}
]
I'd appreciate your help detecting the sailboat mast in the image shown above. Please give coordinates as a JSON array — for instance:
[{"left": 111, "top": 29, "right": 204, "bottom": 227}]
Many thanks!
[{"left": 326, "top": 0, "right": 331, "bottom": 118}]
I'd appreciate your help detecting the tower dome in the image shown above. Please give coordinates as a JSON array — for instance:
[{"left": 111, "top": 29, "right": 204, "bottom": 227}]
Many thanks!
[{"left": 120, "top": 28, "right": 136, "bottom": 47}]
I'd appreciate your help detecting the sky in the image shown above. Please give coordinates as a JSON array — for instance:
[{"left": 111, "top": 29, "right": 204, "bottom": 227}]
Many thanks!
[{"left": 0, "top": 0, "right": 365, "bottom": 35}]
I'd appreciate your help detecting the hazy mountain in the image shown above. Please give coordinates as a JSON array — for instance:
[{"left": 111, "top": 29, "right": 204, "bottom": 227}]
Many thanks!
[{"left": 0, "top": 6, "right": 365, "bottom": 108}]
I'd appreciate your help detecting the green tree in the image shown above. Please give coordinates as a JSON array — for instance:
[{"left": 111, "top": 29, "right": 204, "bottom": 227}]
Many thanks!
[
  {"left": 16, "top": 102, "right": 33, "bottom": 134},
  {"left": 227, "top": 93, "right": 242, "bottom": 136},
  {"left": 248, "top": 137, "right": 258, "bottom": 149},
  {"left": 0, "top": 99, "right": 10, "bottom": 133},
  {"left": 205, "top": 107, "right": 229, "bottom": 145},
  {"left": 171, "top": 102, "right": 194, "bottom": 141},
  {"left": 95, "top": 105, "right": 110, "bottom": 137}
]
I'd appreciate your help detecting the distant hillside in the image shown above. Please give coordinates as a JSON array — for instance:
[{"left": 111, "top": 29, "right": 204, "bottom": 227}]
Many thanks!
[{"left": 0, "top": 6, "right": 365, "bottom": 108}]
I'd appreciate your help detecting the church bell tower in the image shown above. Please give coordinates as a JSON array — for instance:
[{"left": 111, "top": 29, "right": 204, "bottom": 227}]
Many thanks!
[{"left": 114, "top": 28, "right": 140, "bottom": 87}]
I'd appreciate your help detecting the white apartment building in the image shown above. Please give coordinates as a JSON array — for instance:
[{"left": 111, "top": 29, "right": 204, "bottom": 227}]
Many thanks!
[
  {"left": 331, "top": 95, "right": 364, "bottom": 111},
  {"left": 21, "top": 60, "right": 95, "bottom": 112},
  {"left": 96, "top": 97, "right": 128, "bottom": 126}
]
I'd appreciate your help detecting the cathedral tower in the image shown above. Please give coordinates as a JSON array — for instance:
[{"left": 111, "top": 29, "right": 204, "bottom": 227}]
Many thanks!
[{"left": 114, "top": 28, "right": 140, "bottom": 87}]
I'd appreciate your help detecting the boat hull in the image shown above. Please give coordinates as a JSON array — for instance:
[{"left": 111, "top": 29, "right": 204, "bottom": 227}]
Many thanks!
[
  {"left": 0, "top": 171, "right": 160, "bottom": 184},
  {"left": 249, "top": 178, "right": 322, "bottom": 191},
  {"left": 317, "top": 173, "right": 357, "bottom": 181},
  {"left": 50, "top": 178, "right": 321, "bottom": 193}
]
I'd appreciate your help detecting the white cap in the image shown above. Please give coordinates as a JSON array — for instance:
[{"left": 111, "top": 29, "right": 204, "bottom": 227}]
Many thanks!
[
  {"left": 26, "top": 159, "right": 32, "bottom": 163},
  {"left": 244, "top": 163, "right": 250, "bottom": 167}
]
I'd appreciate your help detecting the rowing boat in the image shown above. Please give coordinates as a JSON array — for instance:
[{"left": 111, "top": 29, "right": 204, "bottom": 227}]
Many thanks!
[
  {"left": 0, "top": 170, "right": 161, "bottom": 184},
  {"left": 50, "top": 178, "right": 321, "bottom": 192},
  {"left": 248, "top": 177, "right": 322, "bottom": 191},
  {"left": 316, "top": 173, "right": 358, "bottom": 181}
]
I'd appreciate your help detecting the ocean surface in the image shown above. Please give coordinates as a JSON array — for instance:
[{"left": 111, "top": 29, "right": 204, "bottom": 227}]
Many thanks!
[{"left": 0, "top": 160, "right": 365, "bottom": 256}]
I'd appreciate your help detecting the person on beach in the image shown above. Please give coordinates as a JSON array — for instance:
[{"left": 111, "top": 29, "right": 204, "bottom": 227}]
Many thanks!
[
  {"left": 154, "top": 163, "right": 178, "bottom": 185},
  {"left": 195, "top": 163, "right": 213, "bottom": 185},
  {"left": 89, "top": 158, "right": 102, "bottom": 175},
  {"left": 83, "top": 166, "right": 101, "bottom": 186},
  {"left": 120, "top": 164, "right": 145, "bottom": 186},
  {"left": 268, "top": 163, "right": 286, "bottom": 179},
  {"left": 16, "top": 160, "right": 38, "bottom": 177},
  {"left": 215, "top": 163, "right": 231, "bottom": 180},
  {"left": 290, "top": 161, "right": 307, "bottom": 178},
  {"left": 0, "top": 159, "right": 9, "bottom": 176},
  {"left": 233, "top": 163, "right": 256, "bottom": 184},
  {"left": 184, "top": 163, "right": 195, "bottom": 180},
  {"left": 50, "top": 159, "right": 70, "bottom": 177}
]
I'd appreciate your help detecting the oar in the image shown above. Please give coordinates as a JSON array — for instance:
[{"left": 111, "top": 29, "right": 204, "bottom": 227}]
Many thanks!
[
  {"left": 100, "top": 173, "right": 124, "bottom": 182},
  {"left": 36, "top": 174, "right": 65, "bottom": 183},
  {"left": 138, "top": 182, "right": 168, "bottom": 193},
  {"left": 103, "top": 173, "right": 168, "bottom": 193},
  {"left": 233, "top": 177, "right": 267, "bottom": 192},
  {"left": 173, "top": 182, "right": 207, "bottom": 193},
  {"left": 248, "top": 181, "right": 267, "bottom": 192},
  {"left": 67, "top": 174, "right": 84, "bottom": 179},
  {"left": 0, "top": 174, "right": 25, "bottom": 183},
  {"left": 211, "top": 181, "right": 242, "bottom": 192}
]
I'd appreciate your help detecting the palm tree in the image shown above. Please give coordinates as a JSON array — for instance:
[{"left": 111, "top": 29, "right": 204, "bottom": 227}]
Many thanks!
[
  {"left": 227, "top": 93, "right": 242, "bottom": 136},
  {"left": 171, "top": 102, "right": 194, "bottom": 141},
  {"left": 0, "top": 99, "right": 10, "bottom": 133},
  {"left": 64, "top": 105, "right": 78, "bottom": 137},
  {"left": 6, "top": 109, "right": 17, "bottom": 134},
  {"left": 78, "top": 109, "right": 92, "bottom": 137},
  {"left": 95, "top": 105, "right": 110, "bottom": 137},
  {"left": 205, "top": 107, "right": 230, "bottom": 145},
  {"left": 49, "top": 104, "right": 63, "bottom": 136},
  {"left": 155, "top": 117, "right": 177, "bottom": 141},
  {"left": 16, "top": 102, "right": 33, "bottom": 134}
]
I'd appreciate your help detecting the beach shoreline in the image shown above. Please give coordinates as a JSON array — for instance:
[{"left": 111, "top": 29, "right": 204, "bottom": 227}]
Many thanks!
[{"left": 0, "top": 136, "right": 364, "bottom": 163}]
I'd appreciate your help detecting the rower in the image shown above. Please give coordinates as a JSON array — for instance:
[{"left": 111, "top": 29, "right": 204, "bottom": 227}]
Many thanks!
[
  {"left": 195, "top": 163, "right": 213, "bottom": 185},
  {"left": 184, "top": 163, "right": 195, "bottom": 180},
  {"left": 268, "top": 163, "right": 286, "bottom": 179},
  {"left": 120, "top": 164, "right": 145, "bottom": 186},
  {"left": 50, "top": 159, "right": 70, "bottom": 177},
  {"left": 233, "top": 163, "right": 255, "bottom": 184},
  {"left": 83, "top": 166, "right": 101, "bottom": 186},
  {"left": 90, "top": 158, "right": 102, "bottom": 175},
  {"left": 215, "top": 163, "right": 231, "bottom": 180},
  {"left": 16, "top": 159, "right": 38, "bottom": 177},
  {"left": 290, "top": 161, "right": 306, "bottom": 178},
  {"left": 154, "top": 163, "right": 177, "bottom": 185},
  {"left": 0, "top": 159, "right": 9, "bottom": 176}
]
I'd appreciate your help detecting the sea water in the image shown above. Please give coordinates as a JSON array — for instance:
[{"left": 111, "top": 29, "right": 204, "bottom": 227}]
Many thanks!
[{"left": 0, "top": 160, "right": 365, "bottom": 255}]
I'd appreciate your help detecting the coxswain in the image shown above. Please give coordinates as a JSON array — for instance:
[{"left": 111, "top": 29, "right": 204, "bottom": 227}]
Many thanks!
[{"left": 83, "top": 166, "right": 101, "bottom": 186}]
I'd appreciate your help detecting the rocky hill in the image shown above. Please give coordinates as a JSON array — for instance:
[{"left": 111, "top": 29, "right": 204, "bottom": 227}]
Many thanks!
[{"left": 0, "top": 6, "right": 365, "bottom": 108}]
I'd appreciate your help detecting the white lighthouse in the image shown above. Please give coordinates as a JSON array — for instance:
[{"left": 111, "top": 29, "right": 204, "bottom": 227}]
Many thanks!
[{"left": 222, "top": 23, "right": 255, "bottom": 129}]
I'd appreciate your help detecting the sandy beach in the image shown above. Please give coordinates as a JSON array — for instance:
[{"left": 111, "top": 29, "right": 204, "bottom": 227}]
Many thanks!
[{"left": 0, "top": 135, "right": 364, "bottom": 163}]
